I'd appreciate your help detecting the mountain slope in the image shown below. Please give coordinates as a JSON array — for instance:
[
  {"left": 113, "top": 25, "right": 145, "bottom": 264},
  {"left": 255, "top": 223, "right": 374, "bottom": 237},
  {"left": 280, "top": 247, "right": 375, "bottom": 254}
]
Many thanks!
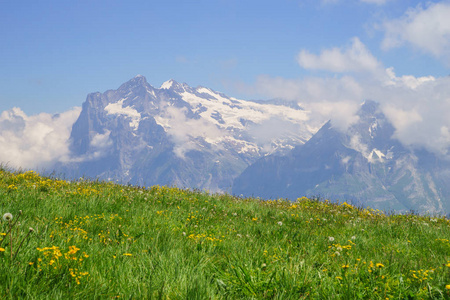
[
  {"left": 233, "top": 101, "right": 450, "bottom": 214},
  {"left": 60, "top": 75, "right": 316, "bottom": 192}
]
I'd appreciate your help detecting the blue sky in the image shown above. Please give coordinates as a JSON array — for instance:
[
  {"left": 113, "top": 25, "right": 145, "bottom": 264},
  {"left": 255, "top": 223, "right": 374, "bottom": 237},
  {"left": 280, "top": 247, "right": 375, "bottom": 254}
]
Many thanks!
[
  {"left": 2, "top": 0, "right": 450, "bottom": 169},
  {"left": 1, "top": 0, "right": 448, "bottom": 115}
]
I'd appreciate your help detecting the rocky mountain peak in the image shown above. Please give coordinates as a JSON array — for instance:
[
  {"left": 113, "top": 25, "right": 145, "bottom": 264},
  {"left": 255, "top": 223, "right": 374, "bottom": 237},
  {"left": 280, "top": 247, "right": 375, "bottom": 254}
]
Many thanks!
[
  {"left": 160, "top": 79, "right": 177, "bottom": 89},
  {"left": 117, "top": 75, "right": 152, "bottom": 94},
  {"left": 63, "top": 75, "right": 315, "bottom": 193},
  {"left": 359, "top": 99, "right": 380, "bottom": 115}
]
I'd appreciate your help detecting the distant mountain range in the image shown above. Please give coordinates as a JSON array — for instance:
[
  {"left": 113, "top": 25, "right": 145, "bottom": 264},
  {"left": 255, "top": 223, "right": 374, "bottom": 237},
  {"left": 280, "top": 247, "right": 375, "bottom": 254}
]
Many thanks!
[
  {"left": 233, "top": 100, "right": 450, "bottom": 214},
  {"left": 58, "top": 75, "right": 315, "bottom": 192},
  {"left": 52, "top": 76, "right": 450, "bottom": 214}
]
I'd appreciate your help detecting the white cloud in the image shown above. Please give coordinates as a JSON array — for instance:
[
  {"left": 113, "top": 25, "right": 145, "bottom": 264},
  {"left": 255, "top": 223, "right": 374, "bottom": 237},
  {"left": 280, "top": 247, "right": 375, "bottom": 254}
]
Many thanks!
[
  {"left": 234, "top": 36, "right": 450, "bottom": 157},
  {"left": 384, "top": 67, "right": 435, "bottom": 89},
  {"left": 0, "top": 107, "right": 81, "bottom": 170},
  {"left": 382, "top": 2, "right": 450, "bottom": 62},
  {"left": 252, "top": 70, "right": 450, "bottom": 156},
  {"left": 297, "top": 37, "right": 383, "bottom": 74},
  {"left": 243, "top": 74, "right": 363, "bottom": 131},
  {"left": 156, "top": 104, "right": 225, "bottom": 158}
]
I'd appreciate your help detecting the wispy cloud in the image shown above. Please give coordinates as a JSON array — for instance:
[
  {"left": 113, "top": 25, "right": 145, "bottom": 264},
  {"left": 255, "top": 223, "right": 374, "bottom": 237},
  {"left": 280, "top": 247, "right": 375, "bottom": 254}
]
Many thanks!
[
  {"left": 155, "top": 103, "right": 226, "bottom": 159},
  {"left": 0, "top": 107, "right": 81, "bottom": 170},
  {"left": 297, "top": 37, "right": 383, "bottom": 75},
  {"left": 382, "top": 2, "right": 450, "bottom": 63}
]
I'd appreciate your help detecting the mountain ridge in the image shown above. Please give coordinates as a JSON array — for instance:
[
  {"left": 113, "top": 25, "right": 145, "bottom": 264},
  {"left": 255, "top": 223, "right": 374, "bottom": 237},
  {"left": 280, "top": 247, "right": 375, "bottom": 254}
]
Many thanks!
[
  {"left": 233, "top": 100, "right": 450, "bottom": 214},
  {"left": 59, "top": 75, "right": 316, "bottom": 192}
]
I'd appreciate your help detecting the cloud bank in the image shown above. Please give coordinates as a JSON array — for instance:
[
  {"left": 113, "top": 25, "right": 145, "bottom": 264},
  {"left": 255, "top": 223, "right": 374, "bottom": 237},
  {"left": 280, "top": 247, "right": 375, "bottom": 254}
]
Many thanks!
[
  {"left": 237, "top": 32, "right": 450, "bottom": 157},
  {"left": 0, "top": 107, "right": 81, "bottom": 170}
]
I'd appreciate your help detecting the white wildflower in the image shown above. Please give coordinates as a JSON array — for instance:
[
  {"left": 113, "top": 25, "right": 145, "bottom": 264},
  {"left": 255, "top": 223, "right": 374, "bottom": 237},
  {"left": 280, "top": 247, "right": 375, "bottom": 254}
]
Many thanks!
[
  {"left": 328, "top": 236, "right": 335, "bottom": 242},
  {"left": 277, "top": 221, "right": 283, "bottom": 226},
  {"left": 3, "top": 213, "right": 13, "bottom": 222}
]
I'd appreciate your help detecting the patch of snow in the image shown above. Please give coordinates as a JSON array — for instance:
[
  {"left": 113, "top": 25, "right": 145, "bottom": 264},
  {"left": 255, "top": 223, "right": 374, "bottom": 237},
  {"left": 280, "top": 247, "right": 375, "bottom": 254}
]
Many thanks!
[
  {"left": 105, "top": 99, "right": 141, "bottom": 130},
  {"left": 367, "top": 148, "right": 386, "bottom": 163},
  {"left": 160, "top": 79, "right": 175, "bottom": 90},
  {"left": 369, "top": 121, "right": 378, "bottom": 138},
  {"left": 153, "top": 115, "right": 171, "bottom": 130},
  {"left": 146, "top": 87, "right": 156, "bottom": 97},
  {"left": 179, "top": 90, "right": 310, "bottom": 132}
]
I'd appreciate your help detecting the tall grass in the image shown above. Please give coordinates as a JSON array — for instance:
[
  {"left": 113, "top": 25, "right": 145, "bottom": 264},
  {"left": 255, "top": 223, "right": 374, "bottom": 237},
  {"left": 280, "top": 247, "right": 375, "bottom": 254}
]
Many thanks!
[{"left": 1, "top": 168, "right": 450, "bottom": 299}]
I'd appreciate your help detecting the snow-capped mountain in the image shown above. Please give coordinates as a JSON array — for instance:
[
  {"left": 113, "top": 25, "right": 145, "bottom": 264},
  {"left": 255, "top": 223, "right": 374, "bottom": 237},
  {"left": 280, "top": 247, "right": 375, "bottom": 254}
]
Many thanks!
[
  {"left": 61, "top": 75, "right": 316, "bottom": 192},
  {"left": 233, "top": 100, "right": 450, "bottom": 214}
]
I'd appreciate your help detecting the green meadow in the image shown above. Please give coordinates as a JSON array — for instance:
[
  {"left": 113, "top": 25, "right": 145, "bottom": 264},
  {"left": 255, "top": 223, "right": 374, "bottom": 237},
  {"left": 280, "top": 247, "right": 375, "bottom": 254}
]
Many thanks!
[{"left": 1, "top": 168, "right": 450, "bottom": 299}]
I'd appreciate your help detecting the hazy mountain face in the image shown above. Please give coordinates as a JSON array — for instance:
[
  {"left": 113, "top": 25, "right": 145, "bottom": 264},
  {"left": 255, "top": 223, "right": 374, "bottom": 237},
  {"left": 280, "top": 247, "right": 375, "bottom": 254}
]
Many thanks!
[
  {"left": 61, "top": 75, "right": 316, "bottom": 192},
  {"left": 233, "top": 101, "right": 450, "bottom": 215}
]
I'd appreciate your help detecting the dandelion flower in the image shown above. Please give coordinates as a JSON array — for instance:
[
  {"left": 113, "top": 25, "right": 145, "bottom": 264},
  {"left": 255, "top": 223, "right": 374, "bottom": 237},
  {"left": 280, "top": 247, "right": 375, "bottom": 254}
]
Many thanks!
[
  {"left": 328, "top": 236, "right": 335, "bottom": 242},
  {"left": 3, "top": 213, "right": 13, "bottom": 221},
  {"left": 277, "top": 221, "right": 283, "bottom": 226},
  {"left": 0, "top": 247, "right": 5, "bottom": 252},
  {"left": 446, "top": 284, "right": 450, "bottom": 290},
  {"left": 351, "top": 236, "right": 356, "bottom": 240},
  {"left": 376, "top": 263, "right": 384, "bottom": 268},
  {"left": 123, "top": 253, "right": 132, "bottom": 256}
]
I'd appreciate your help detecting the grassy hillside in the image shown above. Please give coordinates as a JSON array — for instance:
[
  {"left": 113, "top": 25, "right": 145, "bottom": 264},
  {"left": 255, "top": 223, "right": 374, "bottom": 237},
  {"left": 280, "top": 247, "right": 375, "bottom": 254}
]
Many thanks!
[{"left": 1, "top": 168, "right": 450, "bottom": 299}]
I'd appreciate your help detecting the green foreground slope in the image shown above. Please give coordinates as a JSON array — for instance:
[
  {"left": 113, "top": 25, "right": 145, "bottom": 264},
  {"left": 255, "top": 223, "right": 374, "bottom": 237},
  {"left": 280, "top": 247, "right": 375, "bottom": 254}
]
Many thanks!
[{"left": 1, "top": 169, "right": 450, "bottom": 299}]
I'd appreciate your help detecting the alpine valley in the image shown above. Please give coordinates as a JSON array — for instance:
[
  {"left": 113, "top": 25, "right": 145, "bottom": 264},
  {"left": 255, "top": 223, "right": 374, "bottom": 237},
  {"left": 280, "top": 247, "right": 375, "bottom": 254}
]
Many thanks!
[{"left": 52, "top": 76, "right": 450, "bottom": 215}]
